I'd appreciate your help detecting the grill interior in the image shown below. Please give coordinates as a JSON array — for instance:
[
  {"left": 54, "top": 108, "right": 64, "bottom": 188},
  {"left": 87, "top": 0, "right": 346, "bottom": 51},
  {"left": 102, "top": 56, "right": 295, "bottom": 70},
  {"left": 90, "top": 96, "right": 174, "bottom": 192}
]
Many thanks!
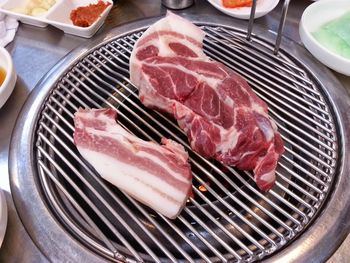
[{"left": 35, "top": 25, "right": 339, "bottom": 262}]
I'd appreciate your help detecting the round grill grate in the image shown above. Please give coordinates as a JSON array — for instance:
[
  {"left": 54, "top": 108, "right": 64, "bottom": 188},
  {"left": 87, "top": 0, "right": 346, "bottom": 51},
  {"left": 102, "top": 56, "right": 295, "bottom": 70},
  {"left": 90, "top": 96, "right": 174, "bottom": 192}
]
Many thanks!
[{"left": 16, "top": 21, "right": 343, "bottom": 263}]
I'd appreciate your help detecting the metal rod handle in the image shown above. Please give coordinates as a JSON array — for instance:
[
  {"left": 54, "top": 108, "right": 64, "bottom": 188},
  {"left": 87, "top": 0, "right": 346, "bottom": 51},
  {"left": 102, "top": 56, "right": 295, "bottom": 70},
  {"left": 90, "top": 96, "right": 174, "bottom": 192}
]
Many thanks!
[
  {"left": 246, "top": 0, "right": 258, "bottom": 41},
  {"left": 274, "top": 0, "right": 290, "bottom": 55}
]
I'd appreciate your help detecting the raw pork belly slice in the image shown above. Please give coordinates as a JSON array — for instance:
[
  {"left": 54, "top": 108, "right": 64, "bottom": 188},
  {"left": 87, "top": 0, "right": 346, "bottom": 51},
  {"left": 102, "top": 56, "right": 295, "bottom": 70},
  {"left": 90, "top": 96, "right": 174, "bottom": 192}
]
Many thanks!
[
  {"left": 130, "top": 11, "right": 284, "bottom": 191},
  {"left": 74, "top": 108, "right": 192, "bottom": 219}
]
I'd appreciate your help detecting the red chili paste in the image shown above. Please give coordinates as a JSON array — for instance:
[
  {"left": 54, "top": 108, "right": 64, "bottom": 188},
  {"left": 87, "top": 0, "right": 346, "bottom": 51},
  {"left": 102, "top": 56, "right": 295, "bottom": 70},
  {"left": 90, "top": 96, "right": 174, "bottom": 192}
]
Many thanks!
[
  {"left": 222, "top": 0, "right": 253, "bottom": 8},
  {"left": 70, "top": 1, "right": 111, "bottom": 27}
]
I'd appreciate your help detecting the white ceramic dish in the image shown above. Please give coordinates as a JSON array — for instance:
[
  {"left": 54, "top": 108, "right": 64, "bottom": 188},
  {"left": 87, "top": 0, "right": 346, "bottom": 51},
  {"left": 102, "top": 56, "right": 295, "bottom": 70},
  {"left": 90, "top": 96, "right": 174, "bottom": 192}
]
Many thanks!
[
  {"left": 0, "top": 47, "right": 16, "bottom": 109},
  {"left": 0, "top": 189, "right": 7, "bottom": 248},
  {"left": 299, "top": 0, "right": 350, "bottom": 76},
  {"left": 207, "top": 0, "right": 279, "bottom": 20},
  {"left": 0, "top": 0, "right": 113, "bottom": 38}
]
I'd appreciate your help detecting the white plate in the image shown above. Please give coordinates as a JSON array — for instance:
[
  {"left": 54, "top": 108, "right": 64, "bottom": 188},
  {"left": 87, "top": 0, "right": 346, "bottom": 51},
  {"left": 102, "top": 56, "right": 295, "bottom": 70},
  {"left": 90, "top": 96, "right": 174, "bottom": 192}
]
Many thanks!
[
  {"left": 0, "top": 47, "right": 16, "bottom": 109},
  {"left": 299, "top": 0, "right": 350, "bottom": 76},
  {"left": 207, "top": 0, "right": 279, "bottom": 20},
  {"left": 0, "top": 189, "right": 7, "bottom": 248},
  {"left": 0, "top": 0, "right": 113, "bottom": 38}
]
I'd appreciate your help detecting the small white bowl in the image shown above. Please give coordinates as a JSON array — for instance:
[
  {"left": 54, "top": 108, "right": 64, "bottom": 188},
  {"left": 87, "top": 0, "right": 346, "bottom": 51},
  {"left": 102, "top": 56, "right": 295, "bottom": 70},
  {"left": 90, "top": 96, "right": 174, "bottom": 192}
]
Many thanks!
[
  {"left": 0, "top": 189, "right": 7, "bottom": 248},
  {"left": 0, "top": 0, "right": 53, "bottom": 27},
  {"left": 207, "top": 0, "right": 279, "bottom": 20},
  {"left": 45, "top": 0, "right": 113, "bottom": 38},
  {"left": 299, "top": 0, "right": 350, "bottom": 76},
  {"left": 0, "top": 0, "right": 113, "bottom": 38},
  {"left": 0, "top": 47, "right": 16, "bottom": 109}
]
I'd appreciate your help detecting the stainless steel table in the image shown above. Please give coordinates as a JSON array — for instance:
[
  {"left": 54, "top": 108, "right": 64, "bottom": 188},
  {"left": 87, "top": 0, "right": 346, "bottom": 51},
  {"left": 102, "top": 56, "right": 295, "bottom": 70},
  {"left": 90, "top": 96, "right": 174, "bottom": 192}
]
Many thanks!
[{"left": 0, "top": 0, "right": 349, "bottom": 262}]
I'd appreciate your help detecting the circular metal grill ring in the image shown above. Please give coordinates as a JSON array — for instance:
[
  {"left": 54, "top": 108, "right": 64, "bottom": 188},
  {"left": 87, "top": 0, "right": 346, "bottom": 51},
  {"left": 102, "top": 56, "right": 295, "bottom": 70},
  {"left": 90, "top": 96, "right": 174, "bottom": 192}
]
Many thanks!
[{"left": 9, "top": 15, "right": 350, "bottom": 263}]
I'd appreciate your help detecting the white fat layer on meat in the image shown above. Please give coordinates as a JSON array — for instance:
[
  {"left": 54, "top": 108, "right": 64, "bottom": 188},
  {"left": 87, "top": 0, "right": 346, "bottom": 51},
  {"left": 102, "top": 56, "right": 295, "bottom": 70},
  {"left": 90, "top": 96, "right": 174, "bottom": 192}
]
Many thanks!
[
  {"left": 223, "top": 96, "right": 234, "bottom": 108},
  {"left": 77, "top": 112, "right": 131, "bottom": 138},
  {"left": 260, "top": 170, "right": 275, "bottom": 183},
  {"left": 142, "top": 37, "right": 204, "bottom": 58},
  {"left": 198, "top": 75, "right": 223, "bottom": 90},
  {"left": 240, "top": 150, "right": 257, "bottom": 160},
  {"left": 136, "top": 151, "right": 189, "bottom": 184},
  {"left": 235, "top": 104, "right": 274, "bottom": 142},
  {"left": 255, "top": 146, "right": 277, "bottom": 183},
  {"left": 216, "top": 126, "right": 240, "bottom": 153},
  {"left": 143, "top": 61, "right": 223, "bottom": 89},
  {"left": 145, "top": 11, "right": 205, "bottom": 47},
  {"left": 140, "top": 75, "right": 160, "bottom": 99},
  {"left": 257, "top": 119, "right": 274, "bottom": 142},
  {"left": 166, "top": 11, "right": 205, "bottom": 41},
  {"left": 130, "top": 66, "right": 142, "bottom": 86},
  {"left": 142, "top": 90, "right": 173, "bottom": 112},
  {"left": 134, "top": 11, "right": 205, "bottom": 59},
  {"left": 78, "top": 148, "right": 188, "bottom": 218},
  {"left": 83, "top": 126, "right": 189, "bottom": 184},
  {"left": 250, "top": 103, "right": 265, "bottom": 115},
  {"left": 269, "top": 116, "right": 278, "bottom": 131}
]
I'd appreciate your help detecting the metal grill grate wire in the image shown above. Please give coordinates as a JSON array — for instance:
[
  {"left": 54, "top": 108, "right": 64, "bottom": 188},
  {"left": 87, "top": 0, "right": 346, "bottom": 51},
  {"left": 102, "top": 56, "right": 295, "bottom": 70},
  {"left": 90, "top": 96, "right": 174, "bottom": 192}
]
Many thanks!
[{"left": 35, "top": 25, "right": 338, "bottom": 262}]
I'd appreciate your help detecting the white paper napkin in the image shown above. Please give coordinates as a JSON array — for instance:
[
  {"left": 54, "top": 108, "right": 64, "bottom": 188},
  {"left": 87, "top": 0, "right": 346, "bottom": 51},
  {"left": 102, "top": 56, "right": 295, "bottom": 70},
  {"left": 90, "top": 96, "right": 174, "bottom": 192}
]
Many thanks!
[{"left": 0, "top": 13, "right": 19, "bottom": 47}]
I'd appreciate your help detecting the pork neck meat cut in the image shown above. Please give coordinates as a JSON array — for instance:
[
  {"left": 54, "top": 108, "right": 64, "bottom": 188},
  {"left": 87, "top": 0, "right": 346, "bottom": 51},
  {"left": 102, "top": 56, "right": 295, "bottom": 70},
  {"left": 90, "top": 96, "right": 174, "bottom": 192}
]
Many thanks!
[
  {"left": 130, "top": 11, "right": 284, "bottom": 191},
  {"left": 74, "top": 108, "right": 192, "bottom": 219}
]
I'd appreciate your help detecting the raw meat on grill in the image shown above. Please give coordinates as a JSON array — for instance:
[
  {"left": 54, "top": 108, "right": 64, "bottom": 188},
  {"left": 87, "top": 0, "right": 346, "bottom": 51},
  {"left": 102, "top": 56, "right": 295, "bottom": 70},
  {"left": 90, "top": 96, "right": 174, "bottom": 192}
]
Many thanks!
[
  {"left": 73, "top": 108, "right": 192, "bottom": 219},
  {"left": 130, "top": 11, "right": 284, "bottom": 191}
]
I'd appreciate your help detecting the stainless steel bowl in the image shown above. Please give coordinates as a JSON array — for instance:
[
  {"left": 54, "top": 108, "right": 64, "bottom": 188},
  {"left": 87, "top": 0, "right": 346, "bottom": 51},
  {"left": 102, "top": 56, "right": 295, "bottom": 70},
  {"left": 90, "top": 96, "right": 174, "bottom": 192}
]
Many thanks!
[{"left": 161, "top": 0, "right": 194, "bottom": 9}]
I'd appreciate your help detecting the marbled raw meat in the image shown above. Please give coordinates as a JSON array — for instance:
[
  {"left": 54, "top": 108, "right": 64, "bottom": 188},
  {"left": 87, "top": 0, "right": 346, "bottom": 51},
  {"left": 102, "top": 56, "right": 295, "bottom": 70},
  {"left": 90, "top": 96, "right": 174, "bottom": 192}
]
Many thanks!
[
  {"left": 74, "top": 108, "right": 192, "bottom": 219},
  {"left": 130, "top": 11, "right": 284, "bottom": 191}
]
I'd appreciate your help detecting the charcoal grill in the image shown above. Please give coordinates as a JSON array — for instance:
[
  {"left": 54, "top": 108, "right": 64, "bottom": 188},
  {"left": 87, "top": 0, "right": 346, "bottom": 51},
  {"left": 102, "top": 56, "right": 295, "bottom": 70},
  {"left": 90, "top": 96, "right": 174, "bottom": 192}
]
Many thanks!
[{"left": 9, "top": 6, "right": 350, "bottom": 263}]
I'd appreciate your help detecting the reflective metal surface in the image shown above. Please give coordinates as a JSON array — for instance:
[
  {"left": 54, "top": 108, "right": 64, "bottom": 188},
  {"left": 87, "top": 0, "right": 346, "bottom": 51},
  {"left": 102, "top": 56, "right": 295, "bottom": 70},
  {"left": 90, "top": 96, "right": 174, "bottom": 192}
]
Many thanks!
[
  {"left": 161, "top": 0, "right": 194, "bottom": 9},
  {"left": 8, "top": 9, "right": 350, "bottom": 263},
  {"left": 12, "top": 18, "right": 339, "bottom": 262},
  {"left": 1, "top": 1, "right": 350, "bottom": 263}
]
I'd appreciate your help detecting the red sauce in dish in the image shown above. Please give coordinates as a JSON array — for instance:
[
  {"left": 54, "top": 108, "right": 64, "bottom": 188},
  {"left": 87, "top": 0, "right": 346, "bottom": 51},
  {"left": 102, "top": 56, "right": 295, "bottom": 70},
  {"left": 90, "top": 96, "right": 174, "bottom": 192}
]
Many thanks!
[
  {"left": 70, "top": 0, "right": 111, "bottom": 28},
  {"left": 0, "top": 67, "right": 6, "bottom": 87},
  {"left": 222, "top": 0, "right": 253, "bottom": 8}
]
